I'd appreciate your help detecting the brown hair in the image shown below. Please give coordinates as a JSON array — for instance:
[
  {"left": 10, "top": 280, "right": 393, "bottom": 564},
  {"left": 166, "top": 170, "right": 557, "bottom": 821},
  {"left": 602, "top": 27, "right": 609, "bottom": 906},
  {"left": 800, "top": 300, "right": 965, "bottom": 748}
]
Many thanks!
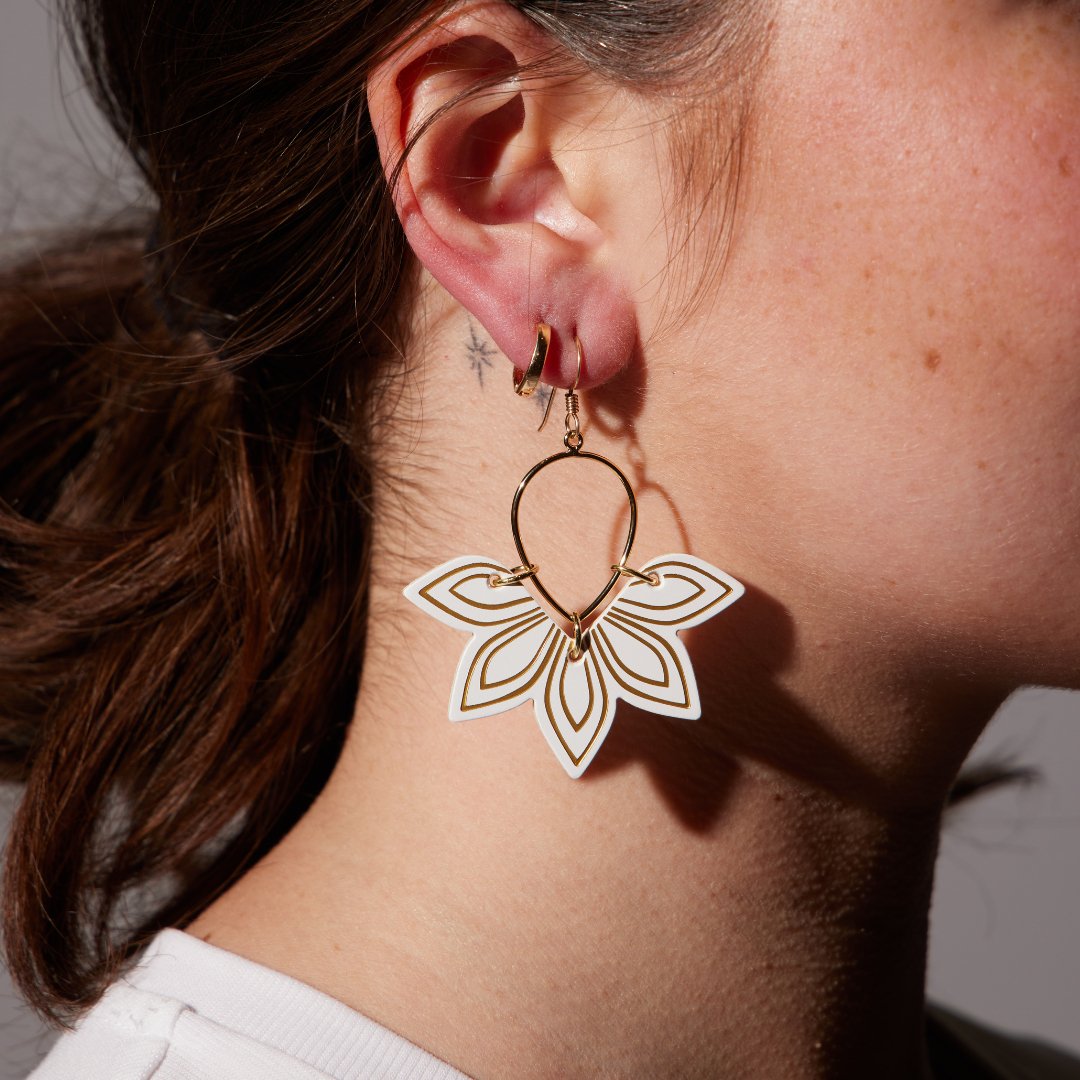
[{"left": 0, "top": 0, "right": 772, "bottom": 1026}]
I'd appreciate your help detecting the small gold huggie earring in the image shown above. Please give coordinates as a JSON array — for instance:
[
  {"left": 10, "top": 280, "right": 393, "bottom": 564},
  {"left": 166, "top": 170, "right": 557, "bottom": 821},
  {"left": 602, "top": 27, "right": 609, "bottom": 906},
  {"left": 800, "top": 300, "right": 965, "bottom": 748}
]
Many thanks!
[{"left": 513, "top": 323, "right": 551, "bottom": 397}]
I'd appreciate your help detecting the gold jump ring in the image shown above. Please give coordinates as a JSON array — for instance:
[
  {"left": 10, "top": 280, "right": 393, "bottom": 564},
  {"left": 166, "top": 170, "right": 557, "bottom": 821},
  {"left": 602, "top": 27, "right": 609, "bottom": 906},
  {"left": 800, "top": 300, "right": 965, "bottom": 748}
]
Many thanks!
[
  {"left": 611, "top": 563, "right": 661, "bottom": 587},
  {"left": 569, "top": 612, "right": 584, "bottom": 661},
  {"left": 489, "top": 563, "right": 539, "bottom": 588}
]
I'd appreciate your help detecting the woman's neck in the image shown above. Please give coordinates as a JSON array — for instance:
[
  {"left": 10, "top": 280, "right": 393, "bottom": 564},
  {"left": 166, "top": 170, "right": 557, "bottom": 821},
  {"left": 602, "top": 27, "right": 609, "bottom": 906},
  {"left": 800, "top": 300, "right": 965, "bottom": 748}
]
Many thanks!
[
  {"left": 187, "top": 566, "right": 1004, "bottom": 1079},
  {"left": 188, "top": 309, "right": 1008, "bottom": 1077}
]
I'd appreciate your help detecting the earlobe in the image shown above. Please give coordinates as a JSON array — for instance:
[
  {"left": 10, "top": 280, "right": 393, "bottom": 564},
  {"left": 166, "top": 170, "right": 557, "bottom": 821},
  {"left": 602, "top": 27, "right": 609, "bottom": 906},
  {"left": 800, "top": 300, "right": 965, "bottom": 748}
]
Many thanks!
[{"left": 366, "top": 5, "right": 638, "bottom": 389}]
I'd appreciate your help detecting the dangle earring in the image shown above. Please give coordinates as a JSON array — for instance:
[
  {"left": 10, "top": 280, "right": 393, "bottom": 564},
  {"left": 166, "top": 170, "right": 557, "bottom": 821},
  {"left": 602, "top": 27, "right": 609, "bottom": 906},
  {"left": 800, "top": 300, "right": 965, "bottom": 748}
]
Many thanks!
[{"left": 403, "top": 324, "right": 745, "bottom": 778}]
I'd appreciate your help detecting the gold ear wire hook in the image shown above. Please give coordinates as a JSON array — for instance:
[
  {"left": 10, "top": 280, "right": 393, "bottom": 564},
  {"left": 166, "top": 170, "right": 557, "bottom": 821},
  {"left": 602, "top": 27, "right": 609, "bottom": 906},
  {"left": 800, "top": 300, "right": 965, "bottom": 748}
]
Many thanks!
[
  {"left": 537, "top": 333, "right": 584, "bottom": 432},
  {"left": 563, "top": 335, "right": 584, "bottom": 451}
]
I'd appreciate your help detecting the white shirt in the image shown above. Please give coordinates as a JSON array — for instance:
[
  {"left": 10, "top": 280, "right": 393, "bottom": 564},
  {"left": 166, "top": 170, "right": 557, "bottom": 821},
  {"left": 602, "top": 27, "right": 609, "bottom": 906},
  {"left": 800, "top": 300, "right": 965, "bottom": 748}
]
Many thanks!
[
  {"left": 29, "top": 930, "right": 468, "bottom": 1079},
  {"left": 28, "top": 928, "right": 1080, "bottom": 1079}
]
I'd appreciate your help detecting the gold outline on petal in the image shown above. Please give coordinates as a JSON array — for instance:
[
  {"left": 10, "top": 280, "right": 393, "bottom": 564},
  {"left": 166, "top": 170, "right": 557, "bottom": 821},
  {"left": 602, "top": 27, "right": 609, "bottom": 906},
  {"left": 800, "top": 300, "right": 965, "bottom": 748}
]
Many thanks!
[
  {"left": 592, "top": 613, "right": 690, "bottom": 710},
  {"left": 420, "top": 563, "right": 537, "bottom": 626},
  {"left": 543, "top": 641, "right": 610, "bottom": 767},
  {"left": 556, "top": 645, "right": 599, "bottom": 733},
  {"left": 613, "top": 562, "right": 733, "bottom": 624},
  {"left": 461, "top": 614, "right": 561, "bottom": 713}
]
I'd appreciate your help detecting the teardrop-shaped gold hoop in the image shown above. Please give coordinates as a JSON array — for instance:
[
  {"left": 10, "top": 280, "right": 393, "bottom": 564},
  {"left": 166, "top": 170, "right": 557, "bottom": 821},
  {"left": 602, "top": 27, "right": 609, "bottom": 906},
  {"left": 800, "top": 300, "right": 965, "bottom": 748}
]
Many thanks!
[{"left": 509, "top": 448, "right": 637, "bottom": 624}]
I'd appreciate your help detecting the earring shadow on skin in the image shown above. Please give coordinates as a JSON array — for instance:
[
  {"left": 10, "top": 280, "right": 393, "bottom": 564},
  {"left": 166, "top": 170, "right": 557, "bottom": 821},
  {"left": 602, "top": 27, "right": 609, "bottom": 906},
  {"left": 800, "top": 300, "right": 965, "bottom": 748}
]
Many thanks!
[{"left": 578, "top": 345, "right": 904, "bottom": 834}]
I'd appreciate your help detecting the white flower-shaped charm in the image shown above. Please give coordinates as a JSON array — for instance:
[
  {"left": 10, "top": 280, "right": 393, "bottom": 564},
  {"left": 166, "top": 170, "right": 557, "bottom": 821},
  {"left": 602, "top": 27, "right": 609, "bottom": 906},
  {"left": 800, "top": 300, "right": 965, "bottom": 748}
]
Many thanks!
[{"left": 403, "top": 554, "right": 745, "bottom": 778}]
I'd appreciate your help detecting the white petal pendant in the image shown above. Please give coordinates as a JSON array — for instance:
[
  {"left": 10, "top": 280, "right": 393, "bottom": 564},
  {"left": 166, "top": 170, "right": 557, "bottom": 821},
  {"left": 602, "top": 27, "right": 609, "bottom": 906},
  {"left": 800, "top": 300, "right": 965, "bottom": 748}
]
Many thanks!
[{"left": 404, "top": 553, "right": 745, "bottom": 778}]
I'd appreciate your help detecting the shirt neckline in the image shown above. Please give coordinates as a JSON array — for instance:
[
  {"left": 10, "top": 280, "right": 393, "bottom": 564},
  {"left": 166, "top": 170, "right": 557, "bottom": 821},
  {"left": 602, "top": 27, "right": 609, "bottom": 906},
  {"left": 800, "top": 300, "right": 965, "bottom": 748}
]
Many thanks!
[{"left": 126, "top": 928, "right": 469, "bottom": 1080}]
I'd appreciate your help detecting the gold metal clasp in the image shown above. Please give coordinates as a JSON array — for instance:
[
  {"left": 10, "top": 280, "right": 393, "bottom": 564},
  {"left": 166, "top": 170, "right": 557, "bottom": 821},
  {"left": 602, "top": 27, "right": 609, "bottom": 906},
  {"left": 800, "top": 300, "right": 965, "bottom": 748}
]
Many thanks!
[
  {"left": 489, "top": 563, "right": 540, "bottom": 588},
  {"left": 610, "top": 564, "right": 661, "bottom": 587}
]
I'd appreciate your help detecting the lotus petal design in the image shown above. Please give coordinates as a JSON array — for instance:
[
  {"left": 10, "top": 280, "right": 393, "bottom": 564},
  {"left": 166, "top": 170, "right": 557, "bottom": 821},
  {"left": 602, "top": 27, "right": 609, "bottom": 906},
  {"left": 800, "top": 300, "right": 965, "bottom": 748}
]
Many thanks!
[{"left": 403, "top": 554, "right": 744, "bottom": 778}]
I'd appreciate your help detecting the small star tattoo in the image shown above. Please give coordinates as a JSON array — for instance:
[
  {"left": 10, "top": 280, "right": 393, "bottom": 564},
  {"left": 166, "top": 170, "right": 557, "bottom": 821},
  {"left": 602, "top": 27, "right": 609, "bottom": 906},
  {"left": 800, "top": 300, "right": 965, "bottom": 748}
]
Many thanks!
[{"left": 465, "top": 320, "right": 498, "bottom": 387}]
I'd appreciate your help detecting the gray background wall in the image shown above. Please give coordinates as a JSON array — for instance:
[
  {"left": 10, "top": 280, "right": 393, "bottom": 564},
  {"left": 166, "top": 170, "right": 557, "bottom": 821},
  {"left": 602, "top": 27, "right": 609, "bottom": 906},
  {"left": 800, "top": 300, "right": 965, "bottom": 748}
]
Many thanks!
[{"left": 2, "top": 3, "right": 1079, "bottom": 1076}]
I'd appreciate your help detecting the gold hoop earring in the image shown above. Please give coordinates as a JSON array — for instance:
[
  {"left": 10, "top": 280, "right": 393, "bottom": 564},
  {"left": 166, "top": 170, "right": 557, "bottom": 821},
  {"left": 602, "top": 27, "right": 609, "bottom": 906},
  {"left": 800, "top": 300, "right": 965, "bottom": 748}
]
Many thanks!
[
  {"left": 404, "top": 326, "right": 746, "bottom": 779},
  {"left": 513, "top": 323, "right": 550, "bottom": 397}
]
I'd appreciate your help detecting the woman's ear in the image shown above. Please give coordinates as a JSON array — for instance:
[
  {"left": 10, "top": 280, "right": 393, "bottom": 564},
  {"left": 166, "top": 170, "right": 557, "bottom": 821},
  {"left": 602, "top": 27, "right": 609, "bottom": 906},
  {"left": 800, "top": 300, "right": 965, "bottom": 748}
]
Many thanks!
[{"left": 366, "top": 3, "right": 639, "bottom": 388}]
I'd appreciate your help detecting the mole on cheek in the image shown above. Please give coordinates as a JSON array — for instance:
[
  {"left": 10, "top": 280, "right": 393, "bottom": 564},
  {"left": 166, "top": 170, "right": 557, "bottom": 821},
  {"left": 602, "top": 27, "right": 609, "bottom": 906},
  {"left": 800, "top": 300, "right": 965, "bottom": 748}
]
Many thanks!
[
  {"left": 923, "top": 348, "right": 943, "bottom": 373},
  {"left": 1060, "top": 155, "right": 1073, "bottom": 178}
]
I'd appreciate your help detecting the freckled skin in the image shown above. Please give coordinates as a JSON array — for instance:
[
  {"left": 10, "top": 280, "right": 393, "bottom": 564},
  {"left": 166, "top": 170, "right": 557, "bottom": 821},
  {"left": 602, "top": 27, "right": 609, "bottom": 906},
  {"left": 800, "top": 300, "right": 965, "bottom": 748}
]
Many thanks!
[{"left": 643, "top": 0, "right": 1080, "bottom": 689}]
